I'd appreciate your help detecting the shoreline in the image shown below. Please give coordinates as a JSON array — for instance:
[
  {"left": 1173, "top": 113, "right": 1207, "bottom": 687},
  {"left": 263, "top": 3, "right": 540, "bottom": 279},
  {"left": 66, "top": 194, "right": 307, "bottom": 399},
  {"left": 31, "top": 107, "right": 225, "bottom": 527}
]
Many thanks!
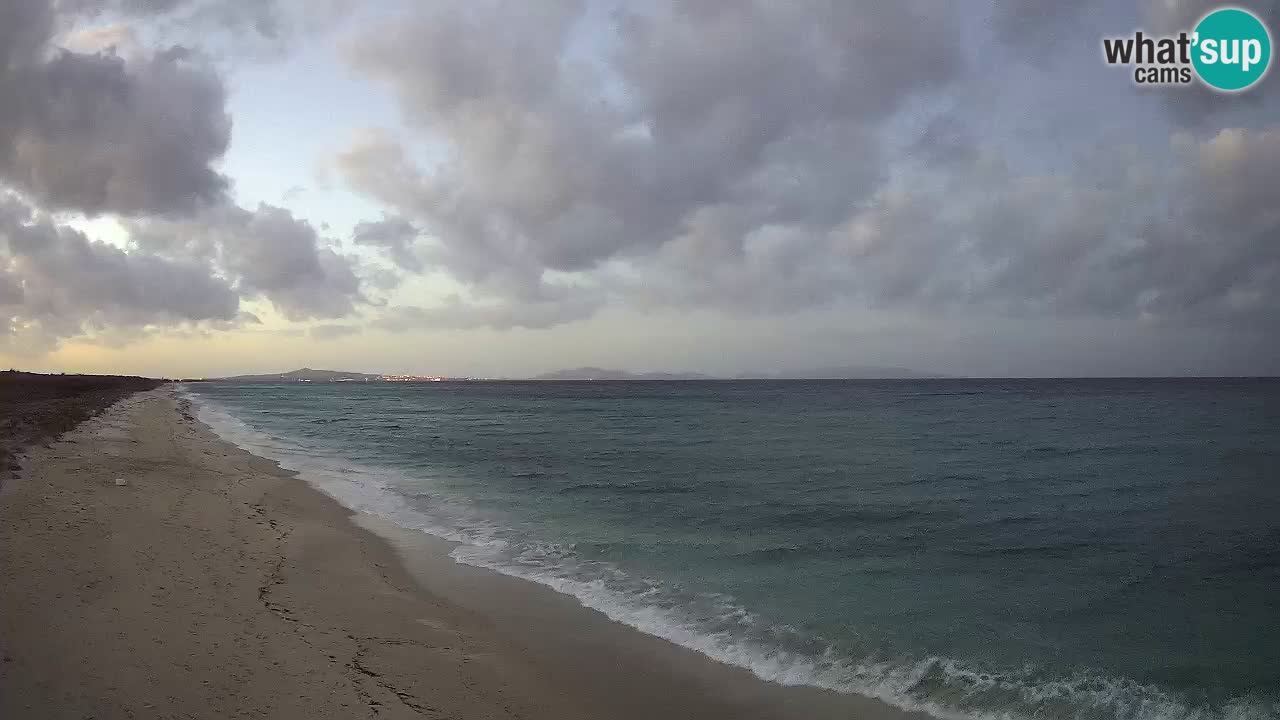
[
  {"left": 2, "top": 387, "right": 924, "bottom": 719},
  {"left": 353, "top": 514, "right": 929, "bottom": 720}
]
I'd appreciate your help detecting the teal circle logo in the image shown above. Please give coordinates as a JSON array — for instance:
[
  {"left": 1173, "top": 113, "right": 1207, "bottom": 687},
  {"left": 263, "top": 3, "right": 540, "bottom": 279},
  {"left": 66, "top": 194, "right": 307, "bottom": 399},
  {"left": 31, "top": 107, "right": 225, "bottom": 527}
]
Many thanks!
[{"left": 1192, "top": 7, "right": 1272, "bottom": 92}]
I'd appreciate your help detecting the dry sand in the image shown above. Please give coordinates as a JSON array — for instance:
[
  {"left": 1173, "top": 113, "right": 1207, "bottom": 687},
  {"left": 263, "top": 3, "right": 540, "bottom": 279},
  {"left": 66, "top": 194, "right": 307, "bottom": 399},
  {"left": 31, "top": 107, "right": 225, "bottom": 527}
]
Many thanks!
[{"left": 1, "top": 388, "right": 923, "bottom": 720}]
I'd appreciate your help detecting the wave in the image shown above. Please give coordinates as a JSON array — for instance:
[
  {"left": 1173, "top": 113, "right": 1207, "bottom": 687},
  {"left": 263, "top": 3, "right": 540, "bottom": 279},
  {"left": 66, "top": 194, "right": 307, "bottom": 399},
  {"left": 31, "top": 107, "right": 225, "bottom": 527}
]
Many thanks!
[{"left": 180, "top": 387, "right": 1277, "bottom": 720}]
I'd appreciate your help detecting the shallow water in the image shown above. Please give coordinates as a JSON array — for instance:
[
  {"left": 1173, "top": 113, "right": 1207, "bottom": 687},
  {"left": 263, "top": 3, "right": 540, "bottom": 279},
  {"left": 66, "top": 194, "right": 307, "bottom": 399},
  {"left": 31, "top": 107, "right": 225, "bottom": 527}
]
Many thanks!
[{"left": 185, "top": 379, "right": 1280, "bottom": 720}]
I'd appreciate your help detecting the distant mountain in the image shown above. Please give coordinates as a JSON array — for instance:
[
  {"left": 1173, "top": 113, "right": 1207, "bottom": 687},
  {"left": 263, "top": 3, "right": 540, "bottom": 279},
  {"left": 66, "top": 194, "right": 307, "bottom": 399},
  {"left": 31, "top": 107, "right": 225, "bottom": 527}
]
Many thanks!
[
  {"left": 213, "top": 365, "right": 944, "bottom": 383},
  {"left": 216, "top": 368, "right": 382, "bottom": 383},
  {"left": 531, "top": 367, "right": 713, "bottom": 381},
  {"left": 530, "top": 365, "right": 943, "bottom": 380},
  {"left": 752, "top": 365, "right": 948, "bottom": 380}
]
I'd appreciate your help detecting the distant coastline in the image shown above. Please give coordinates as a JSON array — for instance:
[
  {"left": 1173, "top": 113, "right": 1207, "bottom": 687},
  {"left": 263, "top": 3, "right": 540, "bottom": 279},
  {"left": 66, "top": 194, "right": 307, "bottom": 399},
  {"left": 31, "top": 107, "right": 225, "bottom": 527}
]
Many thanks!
[
  {"left": 197, "top": 368, "right": 461, "bottom": 383},
  {"left": 173, "top": 368, "right": 1280, "bottom": 384},
  {"left": 195, "top": 365, "right": 948, "bottom": 383},
  {"left": 530, "top": 365, "right": 948, "bottom": 380}
]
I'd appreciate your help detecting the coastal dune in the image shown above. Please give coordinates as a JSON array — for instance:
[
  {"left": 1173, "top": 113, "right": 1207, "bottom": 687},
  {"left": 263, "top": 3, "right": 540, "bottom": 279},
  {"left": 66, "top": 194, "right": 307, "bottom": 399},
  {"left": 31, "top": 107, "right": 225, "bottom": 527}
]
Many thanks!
[{"left": 1, "top": 388, "right": 911, "bottom": 719}]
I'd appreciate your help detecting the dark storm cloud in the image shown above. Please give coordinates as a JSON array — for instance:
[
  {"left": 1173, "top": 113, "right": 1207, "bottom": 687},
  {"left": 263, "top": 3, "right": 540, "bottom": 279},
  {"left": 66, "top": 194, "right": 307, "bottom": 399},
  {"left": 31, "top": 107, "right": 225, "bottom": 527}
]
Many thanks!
[
  {"left": 352, "top": 214, "right": 424, "bottom": 272},
  {"left": 0, "top": 0, "right": 231, "bottom": 216},
  {"left": 0, "top": 194, "right": 240, "bottom": 348},
  {"left": 131, "top": 203, "right": 366, "bottom": 321}
]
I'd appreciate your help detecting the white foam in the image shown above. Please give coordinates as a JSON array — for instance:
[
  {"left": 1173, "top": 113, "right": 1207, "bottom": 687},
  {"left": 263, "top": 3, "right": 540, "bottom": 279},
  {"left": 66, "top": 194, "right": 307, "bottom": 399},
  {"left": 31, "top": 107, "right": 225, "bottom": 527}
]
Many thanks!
[{"left": 180, "top": 386, "right": 1277, "bottom": 720}]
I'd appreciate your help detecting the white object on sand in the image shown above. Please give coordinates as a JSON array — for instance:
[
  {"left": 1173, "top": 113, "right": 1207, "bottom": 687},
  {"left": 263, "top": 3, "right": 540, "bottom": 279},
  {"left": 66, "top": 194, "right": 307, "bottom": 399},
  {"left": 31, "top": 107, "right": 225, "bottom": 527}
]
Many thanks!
[{"left": 114, "top": 478, "right": 128, "bottom": 487}]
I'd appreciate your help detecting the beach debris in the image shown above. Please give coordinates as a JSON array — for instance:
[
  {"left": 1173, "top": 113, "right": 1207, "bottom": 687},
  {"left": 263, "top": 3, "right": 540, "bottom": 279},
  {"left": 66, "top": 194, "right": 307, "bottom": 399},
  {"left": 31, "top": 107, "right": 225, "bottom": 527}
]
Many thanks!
[{"left": 114, "top": 478, "right": 129, "bottom": 487}]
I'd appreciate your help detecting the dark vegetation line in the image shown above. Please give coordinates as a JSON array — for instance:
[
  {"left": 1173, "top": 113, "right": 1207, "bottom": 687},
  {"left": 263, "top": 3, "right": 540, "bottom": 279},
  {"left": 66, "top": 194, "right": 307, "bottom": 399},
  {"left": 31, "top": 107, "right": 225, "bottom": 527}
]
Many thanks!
[{"left": 0, "top": 371, "right": 164, "bottom": 481}]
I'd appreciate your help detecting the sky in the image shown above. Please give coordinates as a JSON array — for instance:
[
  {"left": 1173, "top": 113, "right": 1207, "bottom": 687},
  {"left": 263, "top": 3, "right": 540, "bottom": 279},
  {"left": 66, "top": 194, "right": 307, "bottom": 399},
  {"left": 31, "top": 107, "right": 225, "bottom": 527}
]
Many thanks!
[{"left": 1, "top": 0, "right": 1278, "bottom": 378}]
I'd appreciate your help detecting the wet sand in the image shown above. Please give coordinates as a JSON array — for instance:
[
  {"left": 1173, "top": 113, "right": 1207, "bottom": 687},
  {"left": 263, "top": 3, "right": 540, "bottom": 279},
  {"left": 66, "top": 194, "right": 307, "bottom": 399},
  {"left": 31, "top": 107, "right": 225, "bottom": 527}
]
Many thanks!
[{"left": 1, "top": 388, "right": 924, "bottom": 720}]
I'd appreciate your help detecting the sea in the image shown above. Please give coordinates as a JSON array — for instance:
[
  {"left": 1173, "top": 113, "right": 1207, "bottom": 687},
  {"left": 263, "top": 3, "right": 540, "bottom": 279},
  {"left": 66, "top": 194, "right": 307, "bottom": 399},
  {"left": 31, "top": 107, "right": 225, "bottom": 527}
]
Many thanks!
[{"left": 182, "top": 379, "right": 1280, "bottom": 720}]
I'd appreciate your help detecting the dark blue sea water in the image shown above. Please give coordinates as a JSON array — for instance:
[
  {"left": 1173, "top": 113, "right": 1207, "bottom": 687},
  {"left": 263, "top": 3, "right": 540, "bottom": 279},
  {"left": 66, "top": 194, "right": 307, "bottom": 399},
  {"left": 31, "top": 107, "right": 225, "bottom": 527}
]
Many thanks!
[{"left": 185, "top": 379, "right": 1280, "bottom": 720}]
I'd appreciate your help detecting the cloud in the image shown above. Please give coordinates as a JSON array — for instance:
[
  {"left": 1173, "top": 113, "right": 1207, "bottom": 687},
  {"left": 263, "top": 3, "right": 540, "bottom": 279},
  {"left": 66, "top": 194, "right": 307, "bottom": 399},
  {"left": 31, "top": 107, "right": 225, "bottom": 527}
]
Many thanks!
[
  {"left": 60, "top": 23, "right": 141, "bottom": 55},
  {"left": 352, "top": 214, "right": 425, "bottom": 272},
  {"left": 333, "top": 0, "right": 1280, "bottom": 360},
  {"left": 55, "top": 0, "right": 357, "bottom": 51},
  {"left": 0, "top": 271, "right": 21, "bottom": 304},
  {"left": 130, "top": 203, "right": 366, "bottom": 321},
  {"left": 375, "top": 294, "right": 599, "bottom": 332},
  {"left": 697, "top": 127, "right": 1280, "bottom": 330},
  {"left": 0, "top": 194, "right": 240, "bottom": 350},
  {"left": 1143, "top": 0, "right": 1271, "bottom": 35},
  {"left": 0, "top": 0, "right": 54, "bottom": 68},
  {"left": 0, "top": 0, "right": 231, "bottom": 216},
  {"left": 988, "top": 0, "right": 1280, "bottom": 125},
  {"left": 0, "top": 0, "right": 373, "bottom": 354},
  {"left": 993, "top": 0, "right": 1100, "bottom": 49},
  {"left": 310, "top": 323, "right": 361, "bottom": 340},
  {"left": 1143, "top": 0, "right": 1280, "bottom": 125},
  {"left": 3, "top": 0, "right": 1276, "bottom": 374},
  {"left": 342, "top": 1, "right": 962, "bottom": 308}
]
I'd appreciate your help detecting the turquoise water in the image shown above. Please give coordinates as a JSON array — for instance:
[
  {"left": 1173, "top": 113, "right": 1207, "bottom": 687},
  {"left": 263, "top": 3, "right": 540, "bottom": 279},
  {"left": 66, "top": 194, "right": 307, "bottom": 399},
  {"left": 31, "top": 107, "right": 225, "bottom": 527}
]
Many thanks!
[{"left": 185, "top": 379, "right": 1280, "bottom": 720}]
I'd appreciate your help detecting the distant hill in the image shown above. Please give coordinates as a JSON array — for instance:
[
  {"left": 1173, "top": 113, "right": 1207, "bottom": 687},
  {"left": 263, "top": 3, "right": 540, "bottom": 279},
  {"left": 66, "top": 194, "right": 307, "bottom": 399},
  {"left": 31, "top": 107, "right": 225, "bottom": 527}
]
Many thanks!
[
  {"left": 531, "top": 366, "right": 944, "bottom": 380},
  {"left": 531, "top": 367, "right": 713, "bottom": 381},
  {"left": 216, "top": 368, "right": 382, "bottom": 383},
  {"left": 751, "top": 365, "right": 948, "bottom": 380},
  {"left": 213, "top": 366, "right": 944, "bottom": 383}
]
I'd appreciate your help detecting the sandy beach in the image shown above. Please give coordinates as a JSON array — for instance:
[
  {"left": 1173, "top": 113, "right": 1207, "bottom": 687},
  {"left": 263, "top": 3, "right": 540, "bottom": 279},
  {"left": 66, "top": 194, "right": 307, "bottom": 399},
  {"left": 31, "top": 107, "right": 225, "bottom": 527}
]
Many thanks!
[{"left": 1, "top": 387, "right": 919, "bottom": 720}]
